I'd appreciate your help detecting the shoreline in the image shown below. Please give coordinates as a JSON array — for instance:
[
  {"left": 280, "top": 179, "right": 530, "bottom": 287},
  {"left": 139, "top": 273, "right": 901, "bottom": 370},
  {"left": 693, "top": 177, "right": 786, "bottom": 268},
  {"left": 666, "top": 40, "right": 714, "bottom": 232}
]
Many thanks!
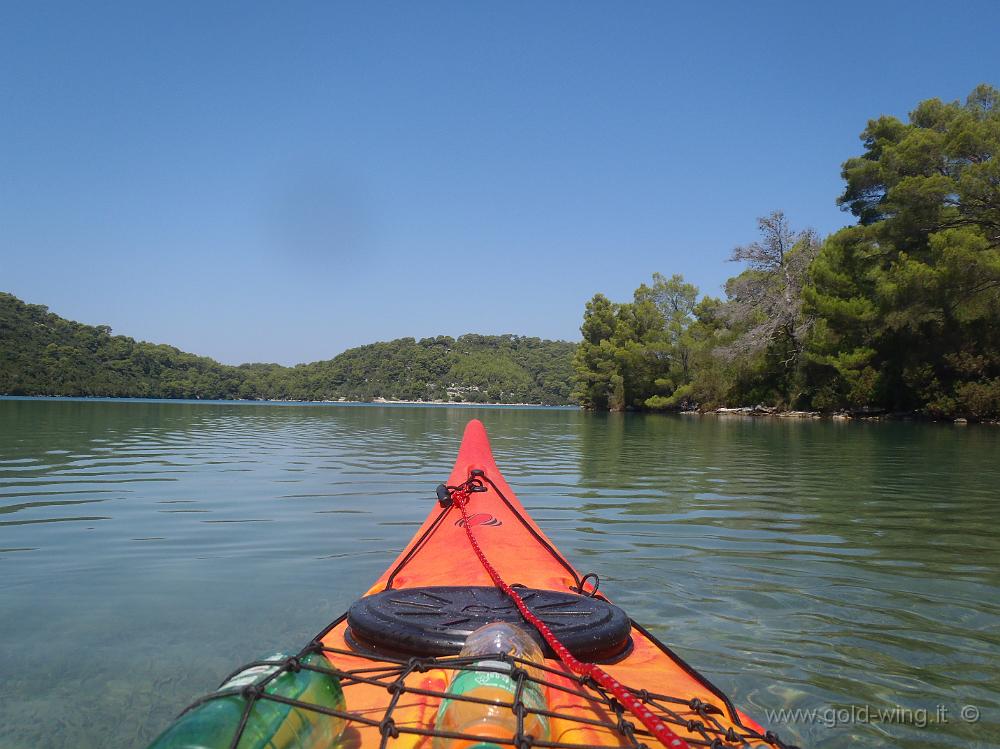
[
  {"left": 369, "top": 397, "right": 567, "bottom": 407},
  {"left": 2, "top": 395, "right": 993, "bottom": 423},
  {"left": 675, "top": 405, "right": 994, "bottom": 425},
  {"left": 0, "top": 394, "right": 574, "bottom": 408}
]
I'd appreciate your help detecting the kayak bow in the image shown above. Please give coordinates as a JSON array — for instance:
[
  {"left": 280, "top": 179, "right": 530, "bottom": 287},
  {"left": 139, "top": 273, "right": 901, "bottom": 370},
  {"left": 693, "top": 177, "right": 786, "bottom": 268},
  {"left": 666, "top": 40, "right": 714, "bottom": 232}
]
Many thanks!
[
  {"left": 310, "top": 420, "right": 789, "bottom": 749},
  {"left": 154, "top": 419, "right": 795, "bottom": 749}
]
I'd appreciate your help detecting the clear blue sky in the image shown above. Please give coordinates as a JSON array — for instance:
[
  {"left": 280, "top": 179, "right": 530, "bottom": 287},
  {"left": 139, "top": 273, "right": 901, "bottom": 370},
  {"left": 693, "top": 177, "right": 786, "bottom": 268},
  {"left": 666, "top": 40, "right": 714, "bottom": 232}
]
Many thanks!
[{"left": 2, "top": 2, "right": 997, "bottom": 365}]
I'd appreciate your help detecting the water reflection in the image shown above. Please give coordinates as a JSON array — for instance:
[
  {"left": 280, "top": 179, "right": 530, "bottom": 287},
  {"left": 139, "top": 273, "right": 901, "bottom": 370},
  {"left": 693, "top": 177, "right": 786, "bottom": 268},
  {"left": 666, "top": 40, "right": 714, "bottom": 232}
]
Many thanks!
[{"left": 576, "top": 413, "right": 1000, "bottom": 747}]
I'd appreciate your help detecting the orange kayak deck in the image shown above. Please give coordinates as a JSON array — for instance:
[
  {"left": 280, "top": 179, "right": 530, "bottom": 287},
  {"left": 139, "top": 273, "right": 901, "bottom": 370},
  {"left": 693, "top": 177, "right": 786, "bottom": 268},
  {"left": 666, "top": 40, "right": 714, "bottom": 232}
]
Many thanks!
[{"left": 313, "top": 419, "right": 787, "bottom": 749}]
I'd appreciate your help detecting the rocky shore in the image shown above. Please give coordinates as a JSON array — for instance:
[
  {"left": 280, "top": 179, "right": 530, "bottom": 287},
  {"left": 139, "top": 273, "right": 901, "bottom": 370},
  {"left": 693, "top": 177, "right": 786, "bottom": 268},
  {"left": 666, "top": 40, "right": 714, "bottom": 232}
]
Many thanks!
[{"left": 683, "top": 404, "right": 991, "bottom": 424}]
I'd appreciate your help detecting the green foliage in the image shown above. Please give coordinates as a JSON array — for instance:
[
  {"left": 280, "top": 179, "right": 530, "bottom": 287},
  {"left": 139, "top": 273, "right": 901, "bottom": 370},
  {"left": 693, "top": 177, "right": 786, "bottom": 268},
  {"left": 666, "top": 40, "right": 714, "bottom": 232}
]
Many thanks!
[
  {"left": 572, "top": 274, "right": 702, "bottom": 411},
  {"left": 805, "top": 84, "right": 1000, "bottom": 418},
  {"left": 574, "top": 84, "right": 1000, "bottom": 420},
  {"left": 0, "top": 294, "right": 576, "bottom": 405},
  {"left": 572, "top": 219, "right": 821, "bottom": 413},
  {"left": 672, "top": 297, "right": 738, "bottom": 408}
]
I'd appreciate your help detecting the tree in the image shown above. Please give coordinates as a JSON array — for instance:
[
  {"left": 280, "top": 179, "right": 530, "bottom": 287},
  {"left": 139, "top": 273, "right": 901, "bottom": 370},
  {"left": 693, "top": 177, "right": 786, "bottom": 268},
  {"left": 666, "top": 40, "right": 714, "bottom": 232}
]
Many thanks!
[
  {"left": 838, "top": 84, "right": 1000, "bottom": 246},
  {"left": 806, "top": 84, "right": 1000, "bottom": 417},
  {"left": 712, "top": 211, "right": 821, "bottom": 406},
  {"left": 635, "top": 273, "right": 698, "bottom": 380},
  {"left": 633, "top": 274, "right": 700, "bottom": 409},
  {"left": 573, "top": 276, "right": 703, "bottom": 411},
  {"left": 572, "top": 294, "right": 619, "bottom": 409},
  {"left": 722, "top": 211, "right": 820, "bottom": 364}
]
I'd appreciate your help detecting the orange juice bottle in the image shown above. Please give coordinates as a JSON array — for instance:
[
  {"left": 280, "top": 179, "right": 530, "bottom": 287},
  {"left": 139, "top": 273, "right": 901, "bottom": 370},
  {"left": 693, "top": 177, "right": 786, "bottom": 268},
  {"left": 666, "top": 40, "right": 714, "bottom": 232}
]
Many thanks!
[{"left": 433, "top": 623, "right": 548, "bottom": 749}]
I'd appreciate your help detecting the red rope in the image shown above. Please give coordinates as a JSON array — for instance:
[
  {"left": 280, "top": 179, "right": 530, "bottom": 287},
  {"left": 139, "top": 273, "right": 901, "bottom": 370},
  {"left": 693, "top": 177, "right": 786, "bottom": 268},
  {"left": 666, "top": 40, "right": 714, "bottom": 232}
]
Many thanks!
[{"left": 451, "top": 485, "right": 690, "bottom": 749}]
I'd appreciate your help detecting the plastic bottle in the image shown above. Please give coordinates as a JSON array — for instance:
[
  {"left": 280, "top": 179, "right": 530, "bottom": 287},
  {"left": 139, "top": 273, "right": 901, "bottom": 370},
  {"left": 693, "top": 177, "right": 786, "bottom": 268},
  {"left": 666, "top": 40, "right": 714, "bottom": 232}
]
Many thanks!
[
  {"left": 146, "top": 652, "right": 345, "bottom": 749},
  {"left": 433, "top": 622, "right": 549, "bottom": 749}
]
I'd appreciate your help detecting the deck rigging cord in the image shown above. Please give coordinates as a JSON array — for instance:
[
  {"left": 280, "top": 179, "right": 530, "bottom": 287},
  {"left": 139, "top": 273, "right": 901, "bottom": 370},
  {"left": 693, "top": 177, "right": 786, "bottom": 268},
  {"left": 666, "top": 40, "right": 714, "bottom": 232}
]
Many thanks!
[{"left": 445, "top": 473, "right": 692, "bottom": 749}]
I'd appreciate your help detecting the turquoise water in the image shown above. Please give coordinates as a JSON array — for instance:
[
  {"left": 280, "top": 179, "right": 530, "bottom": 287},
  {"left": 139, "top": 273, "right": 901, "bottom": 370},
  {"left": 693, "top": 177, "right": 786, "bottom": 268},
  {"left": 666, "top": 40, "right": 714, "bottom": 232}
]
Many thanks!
[{"left": 1, "top": 398, "right": 998, "bottom": 748}]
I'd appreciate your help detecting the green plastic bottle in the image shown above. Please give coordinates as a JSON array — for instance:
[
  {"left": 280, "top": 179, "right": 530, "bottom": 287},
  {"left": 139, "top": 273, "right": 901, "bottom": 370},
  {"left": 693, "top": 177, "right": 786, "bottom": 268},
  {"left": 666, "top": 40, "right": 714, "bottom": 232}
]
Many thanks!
[{"left": 147, "top": 652, "right": 345, "bottom": 749}]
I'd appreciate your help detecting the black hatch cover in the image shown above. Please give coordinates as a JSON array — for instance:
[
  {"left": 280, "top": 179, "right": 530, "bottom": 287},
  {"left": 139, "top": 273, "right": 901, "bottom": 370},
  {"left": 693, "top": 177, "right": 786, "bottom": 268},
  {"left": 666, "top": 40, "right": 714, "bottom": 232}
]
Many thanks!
[{"left": 346, "top": 586, "right": 631, "bottom": 662}]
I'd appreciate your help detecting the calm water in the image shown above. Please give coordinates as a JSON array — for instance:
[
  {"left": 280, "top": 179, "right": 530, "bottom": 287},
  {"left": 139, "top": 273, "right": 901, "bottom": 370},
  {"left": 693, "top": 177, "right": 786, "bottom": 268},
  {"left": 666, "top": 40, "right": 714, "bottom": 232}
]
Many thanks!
[{"left": 1, "top": 398, "right": 998, "bottom": 749}]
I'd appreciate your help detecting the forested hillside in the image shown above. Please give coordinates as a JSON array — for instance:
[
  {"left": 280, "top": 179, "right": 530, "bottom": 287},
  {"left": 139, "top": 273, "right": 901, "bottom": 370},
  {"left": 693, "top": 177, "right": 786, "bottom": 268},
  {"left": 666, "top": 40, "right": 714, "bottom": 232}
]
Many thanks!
[
  {"left": 10, "top": 85, "right": 995, "bottom": 417},
  {"left": 573, "top": 84, "right": 1000, "bottom": 420},
  {"left": 0, "top": 293, "right": 575, "bottom": 404}
]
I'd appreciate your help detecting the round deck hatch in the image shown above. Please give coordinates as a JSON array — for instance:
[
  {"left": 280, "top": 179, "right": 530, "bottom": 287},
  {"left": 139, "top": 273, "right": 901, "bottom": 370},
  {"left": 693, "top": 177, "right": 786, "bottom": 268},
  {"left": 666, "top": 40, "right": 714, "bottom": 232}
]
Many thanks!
[{"left": 346, "top": 586, "right": 631, "bottom": 662}]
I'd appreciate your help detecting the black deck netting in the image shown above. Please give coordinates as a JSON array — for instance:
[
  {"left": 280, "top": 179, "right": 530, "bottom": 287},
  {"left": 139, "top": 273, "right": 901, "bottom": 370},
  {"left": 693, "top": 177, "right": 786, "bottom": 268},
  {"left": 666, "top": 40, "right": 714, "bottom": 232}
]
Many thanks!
[{"left": 175, "top": 636, "right": 799, "bottom": 749}]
